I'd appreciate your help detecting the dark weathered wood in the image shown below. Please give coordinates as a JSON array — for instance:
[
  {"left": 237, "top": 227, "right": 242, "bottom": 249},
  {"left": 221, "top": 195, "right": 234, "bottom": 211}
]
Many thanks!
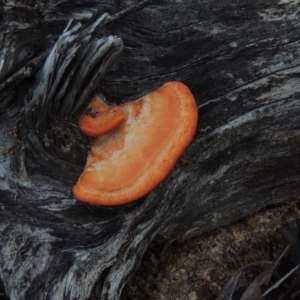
[{"left": 1, "top": 0, "right": 300, "bottom": 299}]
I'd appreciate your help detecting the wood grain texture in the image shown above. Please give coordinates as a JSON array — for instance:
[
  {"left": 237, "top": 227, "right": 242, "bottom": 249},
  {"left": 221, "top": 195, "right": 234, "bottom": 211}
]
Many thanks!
[{"left": 1, "top": 0, "right": 300, "bottom": 299}]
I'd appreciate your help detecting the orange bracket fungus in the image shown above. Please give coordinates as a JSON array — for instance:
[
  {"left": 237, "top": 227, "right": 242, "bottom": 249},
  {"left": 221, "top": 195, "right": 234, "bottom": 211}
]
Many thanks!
[{"left": 73, "top": 81, "right": 198, "bottom": 206}]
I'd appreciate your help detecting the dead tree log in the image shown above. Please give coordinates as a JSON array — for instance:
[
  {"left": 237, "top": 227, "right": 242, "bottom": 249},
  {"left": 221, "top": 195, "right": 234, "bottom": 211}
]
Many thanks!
[{"left": 1, "top": 0, "right": 300, "bottom": 299}]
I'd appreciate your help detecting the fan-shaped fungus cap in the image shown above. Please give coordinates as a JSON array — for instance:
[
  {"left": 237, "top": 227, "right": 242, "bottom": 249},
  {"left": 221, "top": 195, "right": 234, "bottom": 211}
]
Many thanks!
[{"left": 73, "top": 81, "right": 198, "bottom": 206}]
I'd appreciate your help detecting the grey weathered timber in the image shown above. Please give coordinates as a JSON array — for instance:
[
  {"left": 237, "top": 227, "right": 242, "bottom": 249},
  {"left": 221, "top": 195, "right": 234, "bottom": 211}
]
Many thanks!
[{"left": 1, "top": 0, "right": 300, "bottom": 299}]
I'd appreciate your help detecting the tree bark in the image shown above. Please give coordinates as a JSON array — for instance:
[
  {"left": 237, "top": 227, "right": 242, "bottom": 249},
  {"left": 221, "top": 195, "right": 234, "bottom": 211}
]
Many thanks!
[{"left": 1, "top": 0, "right": 300, "bottom": 299}]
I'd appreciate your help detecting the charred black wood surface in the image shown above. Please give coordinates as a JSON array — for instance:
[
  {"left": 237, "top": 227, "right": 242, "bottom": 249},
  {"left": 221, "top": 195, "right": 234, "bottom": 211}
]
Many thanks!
[{"left": 1, "top": 0, "right": 300, "bottom": 299}]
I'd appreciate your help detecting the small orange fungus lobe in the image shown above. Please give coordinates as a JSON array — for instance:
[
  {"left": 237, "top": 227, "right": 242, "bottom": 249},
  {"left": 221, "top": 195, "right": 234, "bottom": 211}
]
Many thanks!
[
  {"left": 79, "top": 96, "right": 125, "bottom": 137},
  {"left": 73, "top": 81, "right": 198, "bottom": 206}
]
